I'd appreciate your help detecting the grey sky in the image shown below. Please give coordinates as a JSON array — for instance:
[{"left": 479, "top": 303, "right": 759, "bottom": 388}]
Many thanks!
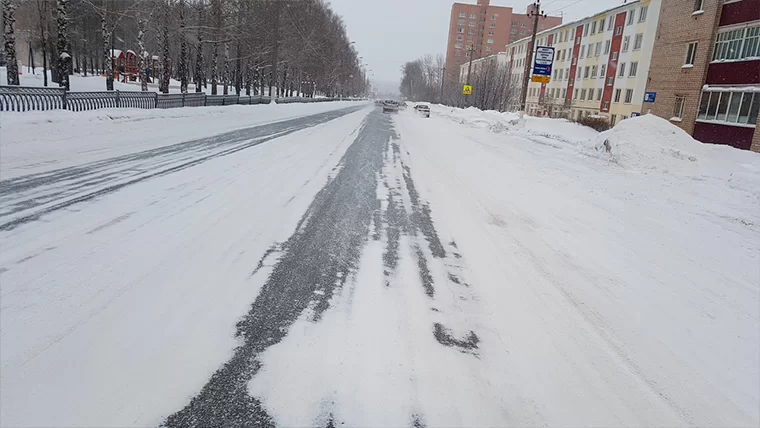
[{"left": 327, "top": 0, "right": 630, "bottom": 90}]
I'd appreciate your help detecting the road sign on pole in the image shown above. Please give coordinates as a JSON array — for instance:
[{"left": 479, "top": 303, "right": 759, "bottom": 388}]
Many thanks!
[
  {"left": 532, "top": 46, "right": 555, "bottom": 80},
  {"left": 462, "top": 84, "right": 472, "bottom": 95}
]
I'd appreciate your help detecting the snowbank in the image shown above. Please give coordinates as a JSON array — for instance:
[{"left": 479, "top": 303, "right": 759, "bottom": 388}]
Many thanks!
[{"left": 589, "top": 114, "right": 760, "bottom": 194}]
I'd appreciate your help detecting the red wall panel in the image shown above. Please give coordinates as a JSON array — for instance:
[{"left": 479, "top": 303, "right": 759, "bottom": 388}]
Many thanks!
[
  {"left": 693, "top": 122, "right": 755, "bottom": 150},
  {"left": 719, "top": 1, "right": 760, "bottom": 27},
  {"left": 600, "top": 12, "right": 627, "bottom": 113}
]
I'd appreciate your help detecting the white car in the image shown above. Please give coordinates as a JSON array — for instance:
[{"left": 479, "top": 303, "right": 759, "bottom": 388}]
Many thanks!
[{"left": 415, "top": 104, "right": 431, "bottom": 118}]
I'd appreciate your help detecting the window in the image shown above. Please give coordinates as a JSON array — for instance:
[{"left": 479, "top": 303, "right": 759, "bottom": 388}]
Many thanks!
[
  {"left": 639, "top": 6, "right": 648, "bottom": 22},
  {"left": 694, "top": 0, "right": 704, "bottom": 12},
  {"left": 600, "top": 64, "right": 606, "bottom": 76},
  {"left": 470, "top": 13, "right": 476, "bottom": 19},
  {"left": 608, "top": 18, "right": 614, "bottom": 31},
  {"left": 627, "top": 10, "right": 635, "bottom": 26},
  {"left": 625, "top": 89, "right": 633, "bottom": 103},
  {"left": 614, "top": 89, "right": 622, "bottom": 103},
  {"left": 683, "top": 42, "right": 697, "bottom": 65},
  {"left": 629, "top": 61, "right": 638, "bottom": 77},
  {"left": 618, "top": 62, "right": 626, "bottom": 77},
  {"left": 580, "top": 45, "right": 586, "bottom": 58},
  {"left": 600, "top": 18, "right": 606, "bottom": 31},
  {"left": 634, "top": 33, "right": 643, "bottom": 50},
  {"left": 577, "top": 72, "right": 581, "bottom": 81},
  {"left": 468, "top": 29, "right": 474, "bottom": 34},
  {"left": 616, "top": 26, "right": 623, "bottom": 36},
  {"left": 597, "top": 88, "right": 603, "bottom": 100},
  {"left": 607, "top": 76, "right": 614, "bottom": 86},
  {"left": 486, "top": 46, "right": 492, "bottom": 52},
  {"left": 611, "top": 114, "right": 617, "bottom": 125},
  {"left": 574, "top": 89, "right": 579, "bottom": 99},
  {"left": 491, "top": 14, "right": 497, "bottom": 20},
  {"left": 562, "top": 88, "right": 567, "bottom": 98},
  {"left": 490, "top": 23, "right": 496, "bottom": 28},
  {"left": 459, "top": 12, "right": 466, "bottom": 18},
  {"left": 612, "top": 52, "right": 618, "bottom": 60},
  {"left": 456, "top": 35, "right": 464, "bottom": 41},
  {"left": 595, "top": 42, "right": 602, "bottom": 56},
  {"left": 603, "top": 101, "right": 610, "bottom": 110},
  {"left": 487, "top": 39, "right": 494, "bottom": 43},
  {"left": 698, "top": 91, "right": 759, "bottom": 125},
  {"left": 591, "top": 21, "right": 597, "bottom": 34},
  {"left": 467, "top": 36, "right": 473, "bottom": 41},
  {"left": 455, "top": 43, "right": 463, "bottom": 48},
  {"left": 581, "top": 89, "right": 587, "bottom": 100},
  {"left": 576, "top": 36, "right": 581, "bottom": 45},
  {"left": 673, "top": 96, "right": 686, "bottom": 119},
  {"left": 512, "top": 22, "right": 517, "bottom": 26},
  {"left": 455, "top": 50, "right": 461, "bottom": 56},
  {"left": 591, "top": 65, "right": 598, "bottom": 78},
  {"left": 573, "top": 57, "right": 577, "bottom": 65},
  {"left": 584, "top": 23, "right": 589, "bottom": 36},
  {"left": 511, "top": 29, "right": 517, "bottom": 34},
  {"left": 522, "top": 23, "right": 528, "bottom": 28},
  {"left": 565, "top": 68, "right": 569, "bottom": 80},
  {"left": 713, "top": 25, "right": 760, "bottom": 62},
  {"left": 584, "top": 66, "right": 590, "bottom": 78},
  {"left": 488, "top": 31, "right": 494, "bottom": 36},
  {"left": 622, "top": 36, "right": 630, "bottom": 52},
  {"left": 469, "top": 22, "right": 475, "bottom": 27},
  {"left": 457, "top": 28, "right": 465, "bottom": 33},
  {"left": 458, "top": 19, "right": 465, "bottom": 25},
  {"left": 604, "top": 40, "right": 611, "bottom": 54}
]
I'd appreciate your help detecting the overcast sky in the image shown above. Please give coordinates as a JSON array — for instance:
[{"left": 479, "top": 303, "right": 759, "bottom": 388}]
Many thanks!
[{"left": 327, "top": 0, "right": 630, "bottom": 91}]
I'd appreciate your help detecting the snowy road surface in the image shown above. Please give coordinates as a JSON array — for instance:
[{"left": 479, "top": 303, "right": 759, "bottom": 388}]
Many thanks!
[{"left": 1, "top": 104, "right": 758, "bottom": 427}]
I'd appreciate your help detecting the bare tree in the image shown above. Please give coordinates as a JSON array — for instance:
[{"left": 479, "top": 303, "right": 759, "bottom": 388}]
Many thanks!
[{"left": 3, "top": 0, "right": 20, "bottom": 85}]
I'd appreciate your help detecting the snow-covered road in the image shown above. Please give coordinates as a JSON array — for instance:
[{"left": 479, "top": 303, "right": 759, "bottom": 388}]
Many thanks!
[{"left": 1, "top": 104, "right": 758, "bottom": 427}]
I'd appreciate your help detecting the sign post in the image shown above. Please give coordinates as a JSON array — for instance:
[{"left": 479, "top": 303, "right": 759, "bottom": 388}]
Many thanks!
[
  {"left": 462, "top": 84, "right": 472, "bottom": 96},
  {"left": 531, "top": 46, "right": 554, "bottom": 85}
]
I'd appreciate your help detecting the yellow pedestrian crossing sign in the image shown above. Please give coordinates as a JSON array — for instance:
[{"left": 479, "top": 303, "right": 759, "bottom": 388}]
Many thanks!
[{"left": 462, "top": 85, "right": 472, "bottom": 95}]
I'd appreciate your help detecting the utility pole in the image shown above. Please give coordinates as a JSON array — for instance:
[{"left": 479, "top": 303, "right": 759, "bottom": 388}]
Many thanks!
[
  {"left": 464, "top": 45, "right": 475, "bottom": 107},
  {"left": 520, "top": 0, "right": 546, "bottom": 113},
  {"left": 440, "top": 67, "right": 445, "bottom": 103}
]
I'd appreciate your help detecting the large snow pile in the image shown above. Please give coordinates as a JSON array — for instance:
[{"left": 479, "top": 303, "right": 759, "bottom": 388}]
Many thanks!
[{"left": 590, "top": 114, "right": 760, "bottom": 194}]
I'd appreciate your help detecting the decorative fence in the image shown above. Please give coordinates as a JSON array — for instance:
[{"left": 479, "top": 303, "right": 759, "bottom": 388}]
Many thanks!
[{"left": 0, "top": 85, "right": 356, "bottom": 112}]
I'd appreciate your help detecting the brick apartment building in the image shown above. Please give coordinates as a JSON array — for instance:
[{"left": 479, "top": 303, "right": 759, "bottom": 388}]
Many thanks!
[
  {"left": 502, "top": 0, "right": 661, "bottom": 123},
  {"left": 444, "top": 0, "right": 561, "bottom": 85},
  {"left": 645, "top": 0, "right": 759, "bottom": 152}
]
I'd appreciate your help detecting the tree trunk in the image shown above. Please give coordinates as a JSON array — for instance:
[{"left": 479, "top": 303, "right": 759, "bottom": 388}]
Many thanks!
[
  {"left": 3, "top": 0, "right": 20, "bottom": 85},
  {"left": 178, "top": 0, "right": 188, "bottom": 93},
  {"left": 55, "top": 0, "right": 69, "bottom": 89},
  {"left": 234, "top": 42, "right": 241, "bottom": 95},
  {"left": 137, "top": 18, "right": 148, "bottom": 91},
  {"left": 222, "top": 43, "right": 229, "bottom": 95},
  {"left": 160, "top": 1, "right": 170, "bottom": 94},
  {"left": 102, "top": 17, "right": 113, "bottom": 90},
  {"left": 210, "top": 43, "right": 218, "bottom": 95},
  {"left": 244, "top": 59, "right": 251, "bottom": 96},
  {"left": 194, "top": 5, "right": 204, "bottom": 93}
]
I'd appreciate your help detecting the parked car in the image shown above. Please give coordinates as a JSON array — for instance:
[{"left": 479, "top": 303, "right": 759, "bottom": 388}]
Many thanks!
[
  {"left": 382, "top": 100, "right": 399, "bottom": 113},
  {"left": 416, "top": 104, "right": 430, "bottom": 117}
]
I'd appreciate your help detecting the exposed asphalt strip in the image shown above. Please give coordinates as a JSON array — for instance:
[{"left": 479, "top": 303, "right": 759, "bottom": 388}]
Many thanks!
[
  {"left": 0, "top": 105, "right": 365, "bottom": 231},
  {"left": 162, "top": 110, "right": 480, "bottom": 427}
]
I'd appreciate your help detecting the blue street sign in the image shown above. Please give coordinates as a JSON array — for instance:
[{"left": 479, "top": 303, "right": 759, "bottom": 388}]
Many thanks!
[
  {"left": 644, "top": 92, "right": 656, "bottom": 102},
  {"left": 532, "top": 46, "right": 555, "bottom": 77},
  {"left": 631, "top": 112, "right": 641, "bottom": 117}
]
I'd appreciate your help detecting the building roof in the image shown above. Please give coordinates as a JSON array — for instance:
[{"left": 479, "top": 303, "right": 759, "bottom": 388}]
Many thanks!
[{"left": 506, "top": 0, "right": 641, "bottom": 48}]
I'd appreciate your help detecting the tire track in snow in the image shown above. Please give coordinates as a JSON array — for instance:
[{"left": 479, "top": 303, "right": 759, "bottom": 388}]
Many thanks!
[
  {"left": 161, "top": 110, "right": 390, "bottom": 428},
  {"left": 0, "top": 106, "right": 364, "bottom": 231}
]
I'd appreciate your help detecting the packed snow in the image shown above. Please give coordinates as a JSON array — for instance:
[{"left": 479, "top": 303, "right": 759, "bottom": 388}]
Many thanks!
[
  {"left": 1, "top": 101, "right": 757, "bottom": 427},
  {"left": 0, "top": 101, "right": 364, "bottom": 178}
]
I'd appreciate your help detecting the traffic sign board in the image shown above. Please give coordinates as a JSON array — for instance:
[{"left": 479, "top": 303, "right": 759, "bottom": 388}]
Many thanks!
[
  {"left": 463, "top": 85, "right": 472, "bottom": 95},
  {"left": 532, "top": 46, "right": 555, "bottom": 77},
  {"left": 644, "top": 92, "right": 656, "bottom": 102}
]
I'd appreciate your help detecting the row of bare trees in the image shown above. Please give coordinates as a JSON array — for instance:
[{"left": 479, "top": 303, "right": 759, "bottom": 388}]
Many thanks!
[
  {"left": 1, "top": 0, "right": 369, "bottom": 97},
  {"left": 399, "top": 54, "right": 520, "bottom": 111}
]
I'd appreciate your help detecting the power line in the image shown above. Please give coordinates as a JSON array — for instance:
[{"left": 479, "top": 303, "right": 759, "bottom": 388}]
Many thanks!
[{"left": 546, "top": 0, "right": 589, "bottom": 15}]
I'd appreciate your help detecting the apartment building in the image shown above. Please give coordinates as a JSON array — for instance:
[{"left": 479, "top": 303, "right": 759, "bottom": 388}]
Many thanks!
[
  {"left": 645, "top": 0, "right": 759, "bottom": 152},
  {"left": 459, "top": 52, "right": 509, "bottom": 83},
  {"left": 444, "top": 0, "right": 561, "bottom": 85},
  {"left": 504, "top": 0, "right": 661, "bottom": 124}
]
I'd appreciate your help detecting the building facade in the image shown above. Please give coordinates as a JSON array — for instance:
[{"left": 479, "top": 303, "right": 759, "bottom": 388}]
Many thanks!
[
  {"left": 444, "top": 0, "right": 561, "bottom": 85},
  {"left": 646, "top": 0, "right": 759, "bottom": 152},
  {"left": 504, "top": 0, "right": 662, "bottom": 123}
]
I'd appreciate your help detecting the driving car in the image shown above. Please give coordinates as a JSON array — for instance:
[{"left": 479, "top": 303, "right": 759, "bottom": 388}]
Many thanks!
[
  {"left": 382, "top": 100, "right": 399, "bottom": 113},
  {"left": 416, "top": 104, "right": 430, "bottom": 117}
]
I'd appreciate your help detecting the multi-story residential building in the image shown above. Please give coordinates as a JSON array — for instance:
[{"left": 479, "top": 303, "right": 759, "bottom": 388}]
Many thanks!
[
  {"left": 459, "top": 52, "right": 508, "bottom": 83},
  {"left": 444, "top": 0, "right": 561, "bottom": 85},
  {"left": 645, "top": 0, "right": 759, "bottom": 152},
  {"left": 504, "top": 0, "right": 661, "bottom": 124}
]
